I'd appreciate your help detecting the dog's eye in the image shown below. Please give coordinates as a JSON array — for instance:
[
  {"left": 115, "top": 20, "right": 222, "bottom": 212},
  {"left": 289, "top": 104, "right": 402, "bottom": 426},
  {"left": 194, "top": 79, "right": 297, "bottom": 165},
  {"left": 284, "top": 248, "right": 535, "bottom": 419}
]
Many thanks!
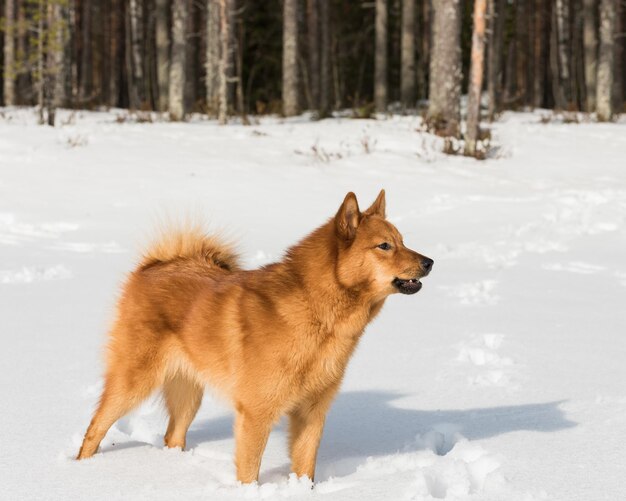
[{"left": 377, "top": 242, "right": 391, "bottom": 251}]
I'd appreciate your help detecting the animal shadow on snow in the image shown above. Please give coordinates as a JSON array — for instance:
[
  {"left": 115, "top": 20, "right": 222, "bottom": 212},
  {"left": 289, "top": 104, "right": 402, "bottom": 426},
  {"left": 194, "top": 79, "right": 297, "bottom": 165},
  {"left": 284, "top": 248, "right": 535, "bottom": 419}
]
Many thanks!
[{"left": 184, "top": 390, "right": 576, "bottom": 481}]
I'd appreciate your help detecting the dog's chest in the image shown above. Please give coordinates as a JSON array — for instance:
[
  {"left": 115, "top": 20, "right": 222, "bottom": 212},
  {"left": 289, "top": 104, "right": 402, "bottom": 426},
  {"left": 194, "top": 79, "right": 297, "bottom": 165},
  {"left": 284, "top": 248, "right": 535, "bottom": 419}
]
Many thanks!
[{"left": 294, "top": 316, "right": 366, "bottom": 393}]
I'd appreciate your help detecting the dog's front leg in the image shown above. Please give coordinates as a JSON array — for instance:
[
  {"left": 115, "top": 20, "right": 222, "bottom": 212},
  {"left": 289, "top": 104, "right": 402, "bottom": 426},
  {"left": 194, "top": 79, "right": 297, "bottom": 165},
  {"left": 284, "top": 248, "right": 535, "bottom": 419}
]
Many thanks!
[
  {"left": 289, "top": 385, "right": 339, "bottom": 481},
  {"left": 234, "top": 407, "right": 272, "bottom": 483}
]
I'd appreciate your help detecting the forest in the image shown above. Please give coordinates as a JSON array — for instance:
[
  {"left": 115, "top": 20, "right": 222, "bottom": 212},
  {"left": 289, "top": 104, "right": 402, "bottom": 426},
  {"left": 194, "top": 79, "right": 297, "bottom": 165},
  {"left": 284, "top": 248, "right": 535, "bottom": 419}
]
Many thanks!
[{"left": 1, "top": 1, "right": 624, "bottom": 147}]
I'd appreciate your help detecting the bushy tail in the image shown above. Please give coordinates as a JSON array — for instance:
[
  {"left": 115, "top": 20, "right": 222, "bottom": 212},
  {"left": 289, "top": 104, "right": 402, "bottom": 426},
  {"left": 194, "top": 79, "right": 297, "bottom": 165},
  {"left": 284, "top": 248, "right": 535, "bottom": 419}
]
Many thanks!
[{"left": 139, "top": 225, "right": 241, "bottom": 272}]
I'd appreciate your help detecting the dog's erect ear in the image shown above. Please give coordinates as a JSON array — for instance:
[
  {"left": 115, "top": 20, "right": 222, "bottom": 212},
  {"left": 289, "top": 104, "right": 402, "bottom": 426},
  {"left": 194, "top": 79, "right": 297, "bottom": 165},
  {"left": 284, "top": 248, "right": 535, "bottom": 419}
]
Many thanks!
[
  {"left": 364, "top": 189, "right": 386, "bottom": 218},
  {"left": 335, "top": 192, "right": 361, "bottom": 240}
]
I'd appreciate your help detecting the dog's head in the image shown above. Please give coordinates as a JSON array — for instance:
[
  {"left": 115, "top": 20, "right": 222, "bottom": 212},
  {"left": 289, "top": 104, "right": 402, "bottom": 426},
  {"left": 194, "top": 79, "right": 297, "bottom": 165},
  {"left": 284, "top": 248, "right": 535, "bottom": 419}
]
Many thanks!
[{"left": 334, "top": 190, "right": 433, "bottom": 297}]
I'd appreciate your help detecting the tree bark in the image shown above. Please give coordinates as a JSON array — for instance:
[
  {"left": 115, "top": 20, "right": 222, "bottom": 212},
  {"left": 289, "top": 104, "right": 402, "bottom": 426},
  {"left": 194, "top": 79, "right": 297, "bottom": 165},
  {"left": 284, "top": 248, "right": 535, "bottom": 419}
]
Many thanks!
[
  {"left": 374, "top": 0, "right": 387, "bottom": 112},
  {"left": 465, "top": 0, "right": 487, "bottom": 157},
  {"left": 428, "top": 0, "right": 462, "bottom": 137},
  {"left": 80, "top": 0, "right": 92, "bottom": 103},
  {"left": 532, "top": 0, "right": 548, "bottom": 108},
  {"left": 319, "top": 0, "right": 330, "bottom": 116},
  {"left": 417, "top": 0, "right": 430, "bottom": 100},
  {"left": 168, "top": 0, "right": 187, "bottom": 120},
  {"left": 612, "top": 0, "right": 623, "bottom": 113},
  {"left": 400, "top": 0, "right": 415, "bottom": 107},
  {"left": 206, "top": 0, "right": 220, "bottom": 114},
  {"left": 596, "top": 0, "right": 615, "bottom": 121},
  {"left": 550, "top": 6, "right": 566, "bottom": 109},
  {"left": 3, "top": 0, "right": 16, "bottom": 106},
  {"left": 307, "top": 0, "right": 320, "bottom": 111},
  {"left": 128, "top": 0, "right": 145, "bottom": 107},
  {"left": 487, "top": 0, "right": 505, "bottom": 120},
  {"left": 46, "top": 1, "right": 66, "bottom": 125},
  {"left": 283, "top": 0, "right": 298, "bottom": 116},
  {"left": 515, "top": 0, "right": 528, "bottom": 105},
  {"left": 109, "top": 0, "right": 121, "bottom": 107},
  {"left": 218, "top": 0, "right": 231, "bottom": 124},
  {"left": 156, "top": 0, "right": 169, "bottom": 111},
  {"left": 555, "top": 0, "right": 571, "bottom": 105}
]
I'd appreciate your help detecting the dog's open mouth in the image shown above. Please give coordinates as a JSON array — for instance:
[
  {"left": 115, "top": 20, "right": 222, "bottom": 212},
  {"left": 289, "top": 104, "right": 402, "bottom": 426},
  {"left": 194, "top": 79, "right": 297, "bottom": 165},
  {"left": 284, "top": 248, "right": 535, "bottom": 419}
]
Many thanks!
[{"left": 392, "top": 277, "right": 422, "bottom": 295}]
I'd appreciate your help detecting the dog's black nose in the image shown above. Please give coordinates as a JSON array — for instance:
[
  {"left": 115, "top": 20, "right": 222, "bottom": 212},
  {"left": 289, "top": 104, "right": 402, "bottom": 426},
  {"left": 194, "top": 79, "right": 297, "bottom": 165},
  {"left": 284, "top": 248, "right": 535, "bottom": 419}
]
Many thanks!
[{"left": 421, "top": 257, "right": 434, "bottom": 275}]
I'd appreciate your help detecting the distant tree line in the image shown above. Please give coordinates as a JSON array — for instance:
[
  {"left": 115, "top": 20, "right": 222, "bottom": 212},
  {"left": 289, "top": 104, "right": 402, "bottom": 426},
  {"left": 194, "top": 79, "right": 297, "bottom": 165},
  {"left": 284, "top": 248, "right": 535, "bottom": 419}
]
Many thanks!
[{"left": 1, "top": 0, "right": 624, "bottom": 131}]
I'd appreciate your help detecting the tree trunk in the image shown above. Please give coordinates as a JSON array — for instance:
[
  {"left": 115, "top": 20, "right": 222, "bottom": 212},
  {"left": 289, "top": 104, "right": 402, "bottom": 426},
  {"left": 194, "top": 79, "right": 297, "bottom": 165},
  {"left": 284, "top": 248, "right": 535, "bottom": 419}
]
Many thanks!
[
  {"left": 374, "top": 0, "right": 387, "bottom": 112},
  {"left": 319, "top": 0, "right": 330, "bottom": 116},
  {"left": 418, "top": 0, "right": 430, "bottom": 101},
  {"left": 16, "top": 0, "right": 28, "bottom": 104},
  {"left": 169, "top": 0, "right": 187, "bottom": 120},
  {"left": 3, "top": 0, "right": 16, "bottom": 106},
  {"left": 37, "top": 0, "right": 45, "bottom": 123},
  {"left": 156, "top": 0, "right": 169, "bottom": 111},
  {"left": 80, "top": 0, "right": 92, "bottom": 103},
  {"left": 612, "top": 0, "right": 623, "bottom": 113},
  {"left": 283, "top": 0, "right": 298, "bottom": 116},
  {"left": 46, "top": 1, "right": 66, "bottom": 125},
  {"left": 428, "top": 0, "right": 462, "bottom": 137},
  {"left": 515, "top": 0, "right": 528, "bottom": 105},
  {"left": 465, "top": 0, "right": 487, "bottom": 157},
  {"left": 206, "top": 0, "right": 220, "bottom": 114},
  {"left": 307, "top": 0, "right": 320, "bottom": 111},
  {"left": 218, "top": 0, "right": 231, "bottom": 124},
  {"left": 533, "top": 0, "right": 548, "bottom": 108},
  {"left": 487, "top": 0, "right": 505, "bottom": 120},
  {"left": 109, "top": 0, "right": 121, "bottom": 107},
  {"left": 550, "top": 6, "right": 566, "bottom": 109},
  {"left": 596, "top": 0, "right": 615, "bottom": 121},
  {"left": 235, "top": 3, "right": 247, "bottom": 122},
  {"left": 555, "top": 0, "right": 571, "bottom": 105},
  {"left": 128, "top": 0, "right": 144, "bottom": 107},
  {"left": 400, "top": 0, "right": 415, "bottom": 107}
]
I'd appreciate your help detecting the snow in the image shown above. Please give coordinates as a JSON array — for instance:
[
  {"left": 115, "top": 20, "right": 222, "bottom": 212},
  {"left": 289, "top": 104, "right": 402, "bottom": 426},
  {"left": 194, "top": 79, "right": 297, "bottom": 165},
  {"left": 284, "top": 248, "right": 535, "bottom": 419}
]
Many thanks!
[{"left": 1, "top": 107, "right": 625, "bottom": 500}]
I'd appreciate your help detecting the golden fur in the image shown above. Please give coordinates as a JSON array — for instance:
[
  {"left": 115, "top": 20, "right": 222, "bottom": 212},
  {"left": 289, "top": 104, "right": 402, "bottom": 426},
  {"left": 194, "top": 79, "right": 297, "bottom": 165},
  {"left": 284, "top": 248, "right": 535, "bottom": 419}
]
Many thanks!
[{"left": 77, "top": 190, "right": 433, "bottom": 483}]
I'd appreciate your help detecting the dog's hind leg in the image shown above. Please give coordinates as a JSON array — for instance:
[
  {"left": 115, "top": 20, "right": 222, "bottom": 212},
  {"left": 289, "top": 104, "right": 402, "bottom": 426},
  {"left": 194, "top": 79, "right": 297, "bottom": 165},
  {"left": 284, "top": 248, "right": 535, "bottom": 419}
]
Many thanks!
[
  {"left": 76, "top": 370, "right": 158, "bottom": 459},
  {"left": 163, "top": 374, "right": 203, "bottom": 449}
]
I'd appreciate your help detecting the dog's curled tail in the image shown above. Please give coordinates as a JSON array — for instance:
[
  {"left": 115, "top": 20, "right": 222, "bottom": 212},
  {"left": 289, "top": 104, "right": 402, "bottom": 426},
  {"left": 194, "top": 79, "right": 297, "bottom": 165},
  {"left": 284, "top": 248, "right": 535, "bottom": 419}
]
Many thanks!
[{"left": 139, "top": 225, "right": 241, "bottom": 272}]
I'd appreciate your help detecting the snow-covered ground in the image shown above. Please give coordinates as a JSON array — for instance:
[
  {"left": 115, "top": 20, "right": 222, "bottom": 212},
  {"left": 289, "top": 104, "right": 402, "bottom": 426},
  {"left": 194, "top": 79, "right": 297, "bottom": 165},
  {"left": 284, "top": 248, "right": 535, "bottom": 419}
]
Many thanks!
[{"left": 1, "top": 107, "right": 625, "bottom": 500}]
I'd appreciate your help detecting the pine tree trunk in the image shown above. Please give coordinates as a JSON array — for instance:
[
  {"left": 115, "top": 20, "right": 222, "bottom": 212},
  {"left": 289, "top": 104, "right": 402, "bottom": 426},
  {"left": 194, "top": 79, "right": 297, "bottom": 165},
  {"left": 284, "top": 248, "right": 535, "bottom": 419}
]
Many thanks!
[
  {"left": 3, "top": 0, "right": 16, "bottom": 106},
  {"left": 515, "top": 0, "right": 528, "bottom": 106},
  {"left": 612, "top": 0, "right": 623, "bottom": 113},
  {"left": 550, "top": 6, "right": 566, "bottom": 109},
  {"left": 487, "top": 0, "right": 505, "bottom": 120},
  {"left": 555, "top": 0, "right": 571, "bottom": 105},
  {"left": 80, "top": 0, "right": 92, "bottom": 103},
  {"left": 47, "top": 1, "right": 66, "bottom": 125},
  {"left": 16, "top": 0, "right": 28, "bottom": 104},
  {"left": 128, "top": 0, "right": 144, "bottom": 107},
  {"left": 218, "top": 0, "right": 230, "bottom": 124},
  {"left": 417, "top": 0, "right": 430, "bottom": 100},
  {"left": 206, "top": 0, "right": 220, "bottom": 114},
  {"left": 307, "top": 0, "right": 320, "bottom": 111},
  {"left": 374, "top": 0, "right": 387, "bottom": 112},
  {"left": 533, "top": 0, "right": 548, "bottom": 108},
  {"left": 109, "top": 0, "right": 121, "bottom": 107},
  {"left": 36, "top": 0, "right": 45, "bottom": 123},
  {"left": 428, "top": 0, "right": 462, "bottom": 137},
  {"left": 319, "top": 0, "right": 330, "bottom": 116},
  {"left": 465, "top": 0, "right": 487, "bottom": 157},
  {"left": 400, "top": 0, "right": 415, "bottom": 107},
  {"left": 156, "top": 0, "right": 169, "bottom": 111},
  {"left": 596, "top": 0, "right": 615, "bottom": 121},
  {"left": 283, "top": 0, "right": 298, "bottom": 116},
  {"left": 169, "top": 0, "right": 187, "bottom": 120}
]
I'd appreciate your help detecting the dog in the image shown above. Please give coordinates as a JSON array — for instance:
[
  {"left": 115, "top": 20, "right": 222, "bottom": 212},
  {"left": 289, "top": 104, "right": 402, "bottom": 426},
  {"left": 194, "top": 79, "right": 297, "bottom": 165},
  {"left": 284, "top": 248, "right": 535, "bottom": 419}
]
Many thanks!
[{"left": 77, "top": 189, "right": 433, "bottom": 483}]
